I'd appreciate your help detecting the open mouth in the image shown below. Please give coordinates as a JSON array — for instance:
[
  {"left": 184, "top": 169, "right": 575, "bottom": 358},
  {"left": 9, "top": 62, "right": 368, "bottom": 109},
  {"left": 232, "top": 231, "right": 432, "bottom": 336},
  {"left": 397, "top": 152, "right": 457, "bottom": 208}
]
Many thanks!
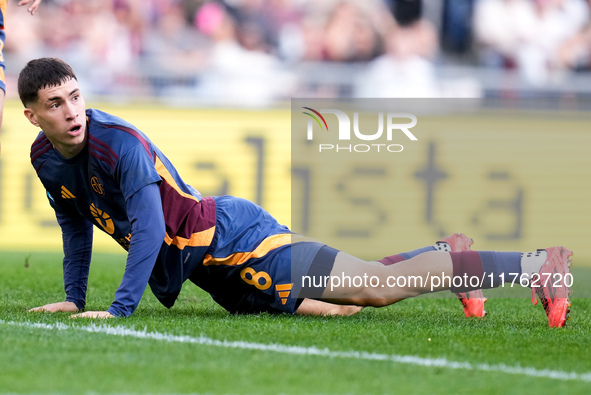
[{"left": 68, "top": 125, "right": 82, "bottom": 135}]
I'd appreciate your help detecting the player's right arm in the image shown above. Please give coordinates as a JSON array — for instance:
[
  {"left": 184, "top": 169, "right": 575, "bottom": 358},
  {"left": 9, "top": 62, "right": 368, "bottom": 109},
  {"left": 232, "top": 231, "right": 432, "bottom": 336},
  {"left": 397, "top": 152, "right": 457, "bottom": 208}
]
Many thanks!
[
  {"left": 29, "top": 203, "right": 94, "bottom": 313},
  {"left": 29, "top": 301, "right": 79, "bottom": 313}
]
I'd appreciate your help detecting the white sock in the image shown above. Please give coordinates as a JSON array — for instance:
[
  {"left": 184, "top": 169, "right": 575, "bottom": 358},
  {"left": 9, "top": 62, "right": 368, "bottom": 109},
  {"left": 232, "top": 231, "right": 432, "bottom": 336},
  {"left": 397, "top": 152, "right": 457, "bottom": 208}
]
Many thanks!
[
  {"left": 434, "top": 242, "right": 451, "bottom": 252},
  {"left": 520, "top": 250, "right": 547, "bottom": 283}
]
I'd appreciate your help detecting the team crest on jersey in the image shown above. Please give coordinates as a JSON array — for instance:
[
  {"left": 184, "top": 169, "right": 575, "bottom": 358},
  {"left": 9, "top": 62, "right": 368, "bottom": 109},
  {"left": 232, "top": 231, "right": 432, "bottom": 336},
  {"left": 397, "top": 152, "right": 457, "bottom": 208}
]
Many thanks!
[
  {"left": 90, "top": 203, "right": 115, "bottom": 234},
  {"left": 90, "top": 176, "right": 104, "bottom": 195}
]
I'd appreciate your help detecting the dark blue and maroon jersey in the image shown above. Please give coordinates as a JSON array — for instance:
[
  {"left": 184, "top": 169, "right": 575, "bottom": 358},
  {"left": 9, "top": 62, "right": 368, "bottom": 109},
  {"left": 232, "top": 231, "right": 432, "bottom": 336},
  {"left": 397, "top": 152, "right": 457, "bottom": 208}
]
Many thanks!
[{"left": 30, "top": 109, "right": 216, "bottom": 316}]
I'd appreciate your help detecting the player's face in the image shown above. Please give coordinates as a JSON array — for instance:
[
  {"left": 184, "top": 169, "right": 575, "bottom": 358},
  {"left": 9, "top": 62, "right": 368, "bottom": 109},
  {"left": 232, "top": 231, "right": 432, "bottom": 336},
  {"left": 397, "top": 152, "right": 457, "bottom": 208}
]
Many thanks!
[{"left": 24, "top": 78, "right": 87, "bottom": 159}]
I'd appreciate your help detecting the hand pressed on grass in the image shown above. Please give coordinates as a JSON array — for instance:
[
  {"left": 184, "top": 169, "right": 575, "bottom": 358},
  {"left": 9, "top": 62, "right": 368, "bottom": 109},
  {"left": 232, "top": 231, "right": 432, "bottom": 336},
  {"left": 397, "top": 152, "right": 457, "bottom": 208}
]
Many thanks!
[{"left": 29, "top": 301, "right": 79, "bottom": 313}]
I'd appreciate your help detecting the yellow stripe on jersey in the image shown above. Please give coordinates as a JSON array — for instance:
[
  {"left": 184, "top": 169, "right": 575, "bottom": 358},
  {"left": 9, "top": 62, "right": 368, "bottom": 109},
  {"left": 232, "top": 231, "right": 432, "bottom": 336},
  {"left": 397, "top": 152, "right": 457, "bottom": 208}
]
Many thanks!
[
  {"left": 61, "top": 185, "right": 76, "bottom": 199},
  {"left": 155, "top": 156, "right": 200, "bottom": 204},
  {"left": 202, "top": 233, "right": 292, "bottom": 266},
  {"left": 164, "top": 226, "right": 216, "bottom": 250}
]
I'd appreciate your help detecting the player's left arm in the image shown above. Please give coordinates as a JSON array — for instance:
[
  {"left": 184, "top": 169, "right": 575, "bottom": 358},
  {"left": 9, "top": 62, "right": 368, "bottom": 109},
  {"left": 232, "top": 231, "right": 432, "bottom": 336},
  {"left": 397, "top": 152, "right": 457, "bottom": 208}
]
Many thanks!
[{"left": 72, "top": 182, "right": 165, "bottom": 319}]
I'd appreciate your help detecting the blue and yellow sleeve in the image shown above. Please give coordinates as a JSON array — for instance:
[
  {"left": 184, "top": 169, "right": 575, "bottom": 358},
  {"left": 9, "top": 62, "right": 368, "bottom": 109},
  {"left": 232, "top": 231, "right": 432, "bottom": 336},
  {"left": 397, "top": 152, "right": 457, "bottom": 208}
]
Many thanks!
[{"left": 0, "top": 0, "right": 6, "bottom": 94}]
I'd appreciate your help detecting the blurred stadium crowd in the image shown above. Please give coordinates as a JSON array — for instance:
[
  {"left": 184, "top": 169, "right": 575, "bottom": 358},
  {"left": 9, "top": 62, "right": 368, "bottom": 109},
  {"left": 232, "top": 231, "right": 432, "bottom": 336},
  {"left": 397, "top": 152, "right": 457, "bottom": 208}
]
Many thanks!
[{"left": 7, "top": 0, "right": 591, "bottom": 106}]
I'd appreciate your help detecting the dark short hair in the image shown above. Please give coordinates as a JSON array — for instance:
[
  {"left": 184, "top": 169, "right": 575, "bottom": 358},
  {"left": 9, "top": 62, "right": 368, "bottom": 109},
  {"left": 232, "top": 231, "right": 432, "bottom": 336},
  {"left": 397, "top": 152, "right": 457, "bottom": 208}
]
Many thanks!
[{"left": 18, "top": 58, "right": 77, "bottom": 107}]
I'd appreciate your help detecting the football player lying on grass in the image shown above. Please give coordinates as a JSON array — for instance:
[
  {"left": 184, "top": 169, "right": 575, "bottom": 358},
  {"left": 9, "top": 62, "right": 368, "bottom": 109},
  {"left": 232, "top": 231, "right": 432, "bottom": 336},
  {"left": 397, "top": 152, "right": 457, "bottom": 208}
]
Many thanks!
[{"left": 21, "top": 58, "right": 572, "bottom": 327}]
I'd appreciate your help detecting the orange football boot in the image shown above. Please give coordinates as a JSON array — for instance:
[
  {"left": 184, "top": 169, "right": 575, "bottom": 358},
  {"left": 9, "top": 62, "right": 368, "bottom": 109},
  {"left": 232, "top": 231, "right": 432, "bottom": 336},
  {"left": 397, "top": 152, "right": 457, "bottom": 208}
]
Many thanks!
[{"left": 531, "top": 246, "right": 573, "bottom": 328}]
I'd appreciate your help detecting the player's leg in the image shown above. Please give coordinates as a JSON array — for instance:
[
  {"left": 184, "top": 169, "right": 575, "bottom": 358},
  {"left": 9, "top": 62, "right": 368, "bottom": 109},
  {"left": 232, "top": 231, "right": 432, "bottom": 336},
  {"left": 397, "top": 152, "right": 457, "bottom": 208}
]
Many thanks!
[
  {"left": 308, "top": 244, "right": 572, "bottom": 326},
  {"left": 293, "top": 235, "right": 478, "bottom": 317},
  {"left": 203, "top": 196, "right": 571, "bottom": 326},
  {"left": 372, "top": 233, "right": 486, "bottom": 317},
  {"left": 315, "top": 249, "right": 453, "bottom": 306}
]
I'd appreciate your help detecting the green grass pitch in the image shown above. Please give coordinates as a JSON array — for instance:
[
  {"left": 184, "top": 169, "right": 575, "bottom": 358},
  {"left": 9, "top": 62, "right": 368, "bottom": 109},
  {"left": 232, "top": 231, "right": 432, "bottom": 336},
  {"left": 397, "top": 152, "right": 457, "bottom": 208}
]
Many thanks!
[{"left": 1, "top": 251, "right": 590, "bottom": 395}]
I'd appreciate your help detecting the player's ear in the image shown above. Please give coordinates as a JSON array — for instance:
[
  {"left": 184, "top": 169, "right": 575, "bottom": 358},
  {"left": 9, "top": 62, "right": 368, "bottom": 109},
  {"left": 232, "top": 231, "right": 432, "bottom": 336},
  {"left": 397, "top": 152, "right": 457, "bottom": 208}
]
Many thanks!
[{"left": 24, "top": 107, "right": 40, "bottom": 127}]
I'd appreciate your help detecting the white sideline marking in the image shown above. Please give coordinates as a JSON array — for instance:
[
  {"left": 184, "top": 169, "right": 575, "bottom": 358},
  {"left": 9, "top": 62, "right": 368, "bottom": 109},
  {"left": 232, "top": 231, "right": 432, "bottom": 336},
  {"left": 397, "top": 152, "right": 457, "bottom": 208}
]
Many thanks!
[{"left": 2, "top": 319, "right": 590, "bottom": 383}]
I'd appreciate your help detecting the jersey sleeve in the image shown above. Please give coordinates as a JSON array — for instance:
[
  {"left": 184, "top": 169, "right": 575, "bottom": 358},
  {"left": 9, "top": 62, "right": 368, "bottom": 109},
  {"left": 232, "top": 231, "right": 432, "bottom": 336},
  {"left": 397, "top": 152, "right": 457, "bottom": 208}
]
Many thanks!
[
  {"left": 115, "top": 143, "right": 162, "bottom": 202},
  {"left": 51, "top": 198, "right": 94, "bottom": 311},
  {"left": 0, "top": 0, "right": 6, "bottom": 94},
  {"left": 107, "top": 182, "right": 166, "bottom": 317}
]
